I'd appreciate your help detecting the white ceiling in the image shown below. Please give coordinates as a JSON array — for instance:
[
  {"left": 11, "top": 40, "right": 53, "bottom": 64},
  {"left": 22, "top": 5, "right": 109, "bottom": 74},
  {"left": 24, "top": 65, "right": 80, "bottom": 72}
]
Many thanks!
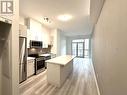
[{"left": 19, "top": 0, "right": 92, "bottom": 36}]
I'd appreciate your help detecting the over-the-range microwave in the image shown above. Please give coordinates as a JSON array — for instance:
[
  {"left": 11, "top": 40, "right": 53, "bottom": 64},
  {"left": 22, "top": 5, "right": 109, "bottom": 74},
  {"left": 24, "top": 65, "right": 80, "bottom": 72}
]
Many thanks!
[{"left": 30, "top": 40, "right": 43, "bottom": 48}]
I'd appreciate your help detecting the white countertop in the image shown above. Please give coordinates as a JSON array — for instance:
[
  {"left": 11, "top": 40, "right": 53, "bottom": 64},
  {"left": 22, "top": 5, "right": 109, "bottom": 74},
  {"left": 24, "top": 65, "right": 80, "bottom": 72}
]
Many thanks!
[
  {"left": 46, "top": 55, "right": 75, "bottom": 66},
  {"left": 39, "top": 53, "right": 51, "bottom": 57},
  {"left": 27, "top": 57, "right": 35, "bottom": 60}
]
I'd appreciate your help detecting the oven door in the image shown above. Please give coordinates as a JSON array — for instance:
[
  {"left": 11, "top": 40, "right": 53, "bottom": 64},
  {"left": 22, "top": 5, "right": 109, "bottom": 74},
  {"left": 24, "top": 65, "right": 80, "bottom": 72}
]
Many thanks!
[{"left": 35, "top": 57, "right": 45, "bottom": 74}]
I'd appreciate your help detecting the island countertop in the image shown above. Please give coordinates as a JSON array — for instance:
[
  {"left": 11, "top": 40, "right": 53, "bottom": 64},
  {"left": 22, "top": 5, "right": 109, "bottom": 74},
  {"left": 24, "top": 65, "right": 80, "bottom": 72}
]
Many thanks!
[{"left": 46, "top": 55, "right": 75, "bottom": 66}]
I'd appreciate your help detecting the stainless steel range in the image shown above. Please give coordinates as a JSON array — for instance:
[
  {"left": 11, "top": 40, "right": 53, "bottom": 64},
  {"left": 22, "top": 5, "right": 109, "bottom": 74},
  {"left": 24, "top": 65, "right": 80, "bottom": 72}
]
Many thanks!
[
  {"left": 28, "top": 53, "right": 51, "bottom": 75},
  {"left": 35, "top": 56, "right": 45, "bottom": 74}
]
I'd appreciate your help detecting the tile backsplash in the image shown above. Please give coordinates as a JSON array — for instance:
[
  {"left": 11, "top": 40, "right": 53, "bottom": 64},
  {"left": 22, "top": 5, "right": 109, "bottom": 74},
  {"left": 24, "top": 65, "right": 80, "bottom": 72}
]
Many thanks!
[{"left": 28, "top": 45, "right": 52, "bottom": 55}]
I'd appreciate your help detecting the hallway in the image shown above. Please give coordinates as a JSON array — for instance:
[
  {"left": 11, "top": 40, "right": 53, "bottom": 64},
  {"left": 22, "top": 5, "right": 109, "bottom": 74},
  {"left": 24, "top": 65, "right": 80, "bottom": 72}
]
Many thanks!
[{"left": 20, "top": 58, "right": 98, "bottom": 95}]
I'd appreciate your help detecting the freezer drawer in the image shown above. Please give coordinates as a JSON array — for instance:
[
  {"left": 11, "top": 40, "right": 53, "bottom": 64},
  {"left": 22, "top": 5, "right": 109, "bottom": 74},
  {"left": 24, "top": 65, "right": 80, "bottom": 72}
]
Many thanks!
[{"left": 19, "top": 63, "right": 27, "bottom": 83}]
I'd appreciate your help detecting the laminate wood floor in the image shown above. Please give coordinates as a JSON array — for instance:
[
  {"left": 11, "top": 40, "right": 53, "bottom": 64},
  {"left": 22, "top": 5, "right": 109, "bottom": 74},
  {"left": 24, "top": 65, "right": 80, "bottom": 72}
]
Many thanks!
[{"left": 19, "top": 58, "right": 98, "bottom": 95}]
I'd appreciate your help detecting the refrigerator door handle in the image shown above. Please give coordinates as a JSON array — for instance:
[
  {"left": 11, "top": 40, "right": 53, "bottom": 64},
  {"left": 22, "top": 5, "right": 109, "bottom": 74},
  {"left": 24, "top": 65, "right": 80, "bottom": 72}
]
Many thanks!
[{"left": 24, "top": 63, "right": 26, "bottom": 72}]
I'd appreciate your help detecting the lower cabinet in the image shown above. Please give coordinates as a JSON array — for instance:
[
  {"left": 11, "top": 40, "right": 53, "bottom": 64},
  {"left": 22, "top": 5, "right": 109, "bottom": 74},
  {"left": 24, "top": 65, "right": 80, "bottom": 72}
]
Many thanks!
[{"left": 27, "top": 59, "right": 35, "bottom": 78}]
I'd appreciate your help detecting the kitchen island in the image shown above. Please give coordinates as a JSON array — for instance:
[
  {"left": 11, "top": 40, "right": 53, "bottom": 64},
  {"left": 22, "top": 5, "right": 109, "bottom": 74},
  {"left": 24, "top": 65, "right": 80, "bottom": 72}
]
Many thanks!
[{"left": 46, "top": 55, "right": 75, "bottom": 87}]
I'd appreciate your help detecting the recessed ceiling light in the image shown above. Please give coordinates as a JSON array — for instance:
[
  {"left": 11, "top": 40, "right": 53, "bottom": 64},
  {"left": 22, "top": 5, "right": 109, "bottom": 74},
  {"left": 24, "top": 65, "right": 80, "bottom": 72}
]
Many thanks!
[{"left": 57, "top": 14, "right": 72, "bottom": 22}]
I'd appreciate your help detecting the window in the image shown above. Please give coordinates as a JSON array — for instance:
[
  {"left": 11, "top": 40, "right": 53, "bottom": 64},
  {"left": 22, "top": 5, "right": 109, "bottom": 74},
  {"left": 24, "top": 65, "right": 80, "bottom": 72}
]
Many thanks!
[{"left": 72, "top": 39, "right": 90, "bottom": 58}]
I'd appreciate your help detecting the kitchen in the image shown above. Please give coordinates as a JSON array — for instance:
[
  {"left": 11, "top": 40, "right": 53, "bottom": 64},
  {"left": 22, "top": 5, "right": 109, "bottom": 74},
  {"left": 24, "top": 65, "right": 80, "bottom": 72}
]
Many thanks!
[
  {"left": 0, "top": 16, "right": 75, "bottom": 95},
  {"left": 18, "top": 16, "right": 93, "bottom": 95},
  {"left": 19, "top": 17, "right": 67, "bottom": 83},
  {"left": 18, "top": 0, "right": 94, "bottom": 93}
]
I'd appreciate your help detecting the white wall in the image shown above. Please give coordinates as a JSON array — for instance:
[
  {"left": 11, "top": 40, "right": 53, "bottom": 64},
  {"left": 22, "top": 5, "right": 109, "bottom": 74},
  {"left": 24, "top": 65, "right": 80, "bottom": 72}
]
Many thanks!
[
  {"left": 0, "top": 0, "right": 19, "bottom": 94},
  {"left": 19, "top": 16, "right": 25, "bottom": 25},
  {"left": 92, "top": 0, "right": 127, "bottom": 95},
  {"left": 60, "top": 32, "right": 66, "bottom": 55},
  {"left": 41, "top": 24, "right": 51, "bottom": 47},
  {"left": 50, "top": 29, "right": 57, "bottom": 55},
  {"left": 66, "top": 37, "right": 72, "bottom": 55},
  {"left": 66, "top": 35, "right": 90, "bottom": 55},
  {"left": 50, "top": 29, "right": 66, "bottom": 56},
  {"left": 57, "top": 29, "right": 66, "bottom": 56},
  {"left": 90, "top": 0, "right": 105, "bottom": 25}
]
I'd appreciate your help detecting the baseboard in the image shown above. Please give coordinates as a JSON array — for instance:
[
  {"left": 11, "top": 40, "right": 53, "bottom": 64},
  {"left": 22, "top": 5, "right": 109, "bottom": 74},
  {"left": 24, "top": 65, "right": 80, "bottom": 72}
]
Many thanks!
[{"left": 90, "top": 59, "right": 100, "bottom": 95}]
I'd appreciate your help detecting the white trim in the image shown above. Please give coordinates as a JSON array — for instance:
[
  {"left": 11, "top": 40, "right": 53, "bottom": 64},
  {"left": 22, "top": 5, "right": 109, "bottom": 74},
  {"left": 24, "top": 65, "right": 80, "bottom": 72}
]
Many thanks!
[
  {"left": 0, "top": 16, "right": 12, "bottom": 24},
  {"left": 90, "top": 59, "right": 100, "bottom": 95}
]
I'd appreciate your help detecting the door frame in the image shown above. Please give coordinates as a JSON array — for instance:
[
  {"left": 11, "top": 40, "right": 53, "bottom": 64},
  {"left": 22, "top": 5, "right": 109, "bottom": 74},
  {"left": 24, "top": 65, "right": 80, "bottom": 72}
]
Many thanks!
[{"left": 71, "top": 42, "right": 85, "bottom": 58}]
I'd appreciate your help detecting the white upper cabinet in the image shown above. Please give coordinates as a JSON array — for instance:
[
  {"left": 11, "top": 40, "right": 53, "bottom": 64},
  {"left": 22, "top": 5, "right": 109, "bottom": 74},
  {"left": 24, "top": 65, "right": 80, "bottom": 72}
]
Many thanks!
[
  {"left": 25, "top": 18, "right": 51, "bottom": 48},
  {"left": 43, "top": 43, "right": 48, "bottom": 48},
  {"left": 19, "top": 24, "right": 27, "bottom": 37}
]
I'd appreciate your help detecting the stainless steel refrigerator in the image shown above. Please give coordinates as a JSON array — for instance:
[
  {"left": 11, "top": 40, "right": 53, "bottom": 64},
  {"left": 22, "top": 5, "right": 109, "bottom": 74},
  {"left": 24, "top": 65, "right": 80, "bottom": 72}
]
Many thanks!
[{"left": 19, "top": 37, "right": 27, "bottom": 83}]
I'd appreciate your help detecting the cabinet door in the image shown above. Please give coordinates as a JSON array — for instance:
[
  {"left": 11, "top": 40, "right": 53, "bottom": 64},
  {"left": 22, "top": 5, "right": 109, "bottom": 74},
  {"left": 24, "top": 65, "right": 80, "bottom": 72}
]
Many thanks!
[
  {"left": 19, "top": 24, "right": 27, "bottom": 37},
  {"left": 27, "top": 60, "right": 35, "bottom": 77},
  {"left": 43, "top": 43, "right": 48, "bottom": 48}
]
